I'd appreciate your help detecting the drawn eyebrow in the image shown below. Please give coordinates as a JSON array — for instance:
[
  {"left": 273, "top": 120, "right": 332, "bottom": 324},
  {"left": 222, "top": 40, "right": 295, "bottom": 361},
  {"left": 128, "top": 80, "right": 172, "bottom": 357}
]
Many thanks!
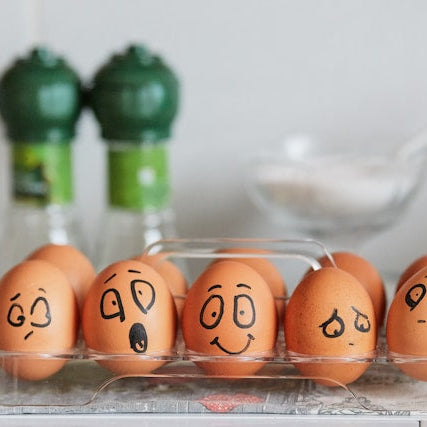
[
  {"left": 237, "top": 283, "right": 251, "bottom": 290},
  {"left": 10, "top": 293, "right": 21, "bottom": 301},
  {"left": 104, "top": 273, "right": 117, "bottom": 284},
  {"left": 38, "top": 288, "right": 46, "bottom": 293},
  {"left": 128, "top": 270, "right": 141, "bottom": 274},
  {"left": 208, "top": 284, "right": 222, "bottom": 292}
]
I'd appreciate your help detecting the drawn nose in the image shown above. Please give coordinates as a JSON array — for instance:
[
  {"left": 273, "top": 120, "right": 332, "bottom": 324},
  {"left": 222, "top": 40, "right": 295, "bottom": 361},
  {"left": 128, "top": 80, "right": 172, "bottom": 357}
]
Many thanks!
[{"left": 129, "top": 323, "right": 148, "bottom": 353}]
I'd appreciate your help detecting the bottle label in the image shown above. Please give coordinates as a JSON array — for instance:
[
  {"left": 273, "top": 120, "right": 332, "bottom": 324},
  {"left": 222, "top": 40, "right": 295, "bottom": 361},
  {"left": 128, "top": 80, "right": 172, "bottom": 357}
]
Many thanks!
[
  {"left": 108, "top": 144, "right": 170, "bottom": 210},
  {"left": 12, "top": 143, "right": 73, "bottom": 205}
]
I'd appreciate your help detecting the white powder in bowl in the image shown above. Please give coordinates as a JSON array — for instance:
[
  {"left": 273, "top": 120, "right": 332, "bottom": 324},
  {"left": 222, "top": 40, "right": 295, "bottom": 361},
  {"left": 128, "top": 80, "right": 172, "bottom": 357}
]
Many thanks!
[{"left": 252, "top": 155, "right": 416, "bottom": 223}]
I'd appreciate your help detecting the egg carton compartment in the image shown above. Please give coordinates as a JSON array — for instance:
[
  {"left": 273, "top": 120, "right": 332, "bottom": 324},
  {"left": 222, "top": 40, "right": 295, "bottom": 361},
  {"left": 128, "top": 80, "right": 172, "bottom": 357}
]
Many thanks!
[{"left": 0, "top": 238, "right": 426, "bottom": 416}]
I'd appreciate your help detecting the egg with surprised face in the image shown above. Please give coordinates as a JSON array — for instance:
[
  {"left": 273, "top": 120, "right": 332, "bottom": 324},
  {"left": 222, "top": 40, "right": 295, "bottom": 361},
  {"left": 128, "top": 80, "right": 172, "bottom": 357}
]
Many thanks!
[
  {"left": 387, "top": 266, "right": 427, "bottom": 381},
  {"left": 0, "top": 260, "right": 79, "bottom": 380},
  {"left": 82, "top": 260, "right": 177, "bottom": 375},
  {"left": 285, "top": 267, "right": 377, "bottom": 386},
  {"left": 182, "top": 260, "right": 278, "bottom": 376}
]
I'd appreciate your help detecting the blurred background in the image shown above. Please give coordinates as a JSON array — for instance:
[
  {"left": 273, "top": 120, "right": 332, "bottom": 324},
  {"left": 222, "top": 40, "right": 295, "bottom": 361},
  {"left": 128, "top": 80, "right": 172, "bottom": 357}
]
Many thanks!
[{"left": 0, "top": 0, "right": 427, "bottom": 275}]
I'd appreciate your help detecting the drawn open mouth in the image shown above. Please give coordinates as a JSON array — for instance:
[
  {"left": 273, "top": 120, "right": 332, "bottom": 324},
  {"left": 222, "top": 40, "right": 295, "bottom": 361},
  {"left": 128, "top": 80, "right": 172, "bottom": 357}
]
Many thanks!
[
  {"left": 129, "top": 322, "right": 148, "bottom": 353},
  {"left": 210, "top": 334, "right": 255, "bottom": 355}
]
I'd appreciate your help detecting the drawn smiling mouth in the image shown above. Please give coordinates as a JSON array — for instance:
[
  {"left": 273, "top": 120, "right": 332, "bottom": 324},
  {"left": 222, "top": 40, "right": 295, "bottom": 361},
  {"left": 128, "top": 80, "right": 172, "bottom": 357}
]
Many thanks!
[{"left": 210, "top": 334, "right": 255, "bottom": 355}]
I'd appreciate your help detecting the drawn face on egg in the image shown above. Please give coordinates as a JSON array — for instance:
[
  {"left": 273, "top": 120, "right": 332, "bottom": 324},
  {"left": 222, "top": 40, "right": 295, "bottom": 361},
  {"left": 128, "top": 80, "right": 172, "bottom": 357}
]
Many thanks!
[
  {"left": 284, "top": 267, "right": 377, "bottom": 386},
  {"left": 82, "top": 260, "right": 176, "bottom": 357},
  {"left": 285, "top": 268, "right": 377, "bottom": 359},
  {"left": 182, "top": 261, "right": 278, "bottom": 358},
  {"left": 385, "top": 268, "right": 427, "bottom": 381},
  {"left": 404, "top": 282, "right": 426, "bottom": 314},
  {"left": 386, "top": 268, "right": 427, "bottom": 358},
  {"left": 318, "top": 305, "right": 371, "bottom": 346},
  {"left": 100, "top": 268, "right": 157, "bottom": 353},
  {"left": 0, "top": 259, "right": 78, "bottom": 382},
  {"left": 199, "top": 282, "right": 257, "bottom": 355},
  {"left": 7, "top": 287, "right": 52, "bottom": 342}
]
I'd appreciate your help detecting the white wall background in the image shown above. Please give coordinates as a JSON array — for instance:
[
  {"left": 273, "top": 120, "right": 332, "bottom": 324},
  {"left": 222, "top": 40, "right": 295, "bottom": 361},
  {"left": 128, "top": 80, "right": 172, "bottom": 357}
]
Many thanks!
[{"left": 1, "top": 0, "right": 427, "bottom": 276}]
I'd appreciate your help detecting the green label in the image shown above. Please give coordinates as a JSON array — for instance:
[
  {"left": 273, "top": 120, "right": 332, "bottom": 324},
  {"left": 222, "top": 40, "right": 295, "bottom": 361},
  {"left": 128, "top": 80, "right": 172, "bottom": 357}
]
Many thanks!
[
  {"left": 108, "top": 144, "right": 170, "bottom": 210},
  {"left": 13, "top": 143, "right": 73, "bottom": 205}
]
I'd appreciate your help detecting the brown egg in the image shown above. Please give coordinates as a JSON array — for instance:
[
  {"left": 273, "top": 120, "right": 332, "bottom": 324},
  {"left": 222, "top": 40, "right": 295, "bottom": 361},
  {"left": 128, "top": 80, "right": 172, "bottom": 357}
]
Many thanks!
[
  {"left": 315, "top": 252, "right": 386, "bottom": 327},
  {"left": 132, "top": 253, "right": 187, "bottom": 318},
  {"left": 82, "top": 260, "right": 177, "bottom": 375},
  {"left": 182, "top": 260, "right": 278, "bottom": 376},
  {"left": 387, "top": 266, "right": 427, "bottom": 381},
  {"left": 27, "top": 244, "right": 96, "bottom": 310},
  {"left": 0, "top": 260, "right": 79, "bottom": 380},
  {"left": 212, "top": 247, "right": 287, "bottom": 320},
  {"left": 285, "top": 267, "right": 377, "bottom": 386},
  {"left": 395, "top": 254, "right": 427, "bottom": 293}
]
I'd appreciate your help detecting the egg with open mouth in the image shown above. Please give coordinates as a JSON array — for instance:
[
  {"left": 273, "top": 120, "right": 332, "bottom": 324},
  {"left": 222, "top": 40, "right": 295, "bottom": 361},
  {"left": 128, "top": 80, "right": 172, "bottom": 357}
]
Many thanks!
[{"left": 82, "top": 260, "right": 177, "bottom": 375}]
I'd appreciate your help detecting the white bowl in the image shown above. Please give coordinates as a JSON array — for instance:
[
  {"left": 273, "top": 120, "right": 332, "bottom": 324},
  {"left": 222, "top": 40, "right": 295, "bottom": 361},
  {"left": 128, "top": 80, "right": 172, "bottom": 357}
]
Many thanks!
[{"left": 245, "top": 134, "right": 424, "bottom": 242}]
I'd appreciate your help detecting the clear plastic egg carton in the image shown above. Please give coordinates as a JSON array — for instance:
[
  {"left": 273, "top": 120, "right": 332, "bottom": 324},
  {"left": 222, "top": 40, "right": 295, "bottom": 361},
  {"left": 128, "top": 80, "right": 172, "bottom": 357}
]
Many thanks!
[{"left": 0, "top": 238, "right": 427, "bottom": 417}]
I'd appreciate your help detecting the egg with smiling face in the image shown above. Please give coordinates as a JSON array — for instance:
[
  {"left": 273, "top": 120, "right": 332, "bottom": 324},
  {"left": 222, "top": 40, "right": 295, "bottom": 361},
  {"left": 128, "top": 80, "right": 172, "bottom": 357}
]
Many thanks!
[
  {"left": 82, "top": 260, "right": 177, "bottom": 375},
  {"left": 387, "top": 265, "right": 427, "bottom": 381},
  {"left": 182, "top": 260, "right": 278, "bottom": 376}
]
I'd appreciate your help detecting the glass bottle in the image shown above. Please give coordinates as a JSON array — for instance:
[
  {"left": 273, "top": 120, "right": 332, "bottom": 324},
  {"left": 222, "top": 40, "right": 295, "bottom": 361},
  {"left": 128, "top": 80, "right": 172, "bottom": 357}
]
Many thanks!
[
  {"left": 0, "top": 47, "right": 84, "bottom": 272},
  {"left": 89, "top": 44, "right": 180, "bottom": 270}
]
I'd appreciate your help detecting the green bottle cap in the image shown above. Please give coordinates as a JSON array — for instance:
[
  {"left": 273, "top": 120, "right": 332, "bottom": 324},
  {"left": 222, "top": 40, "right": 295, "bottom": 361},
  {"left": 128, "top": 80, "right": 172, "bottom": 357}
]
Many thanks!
[
  {"left": 0, "top": 46, "right": 82, "bottom": 143},
  {"left": 89, "top": 44, "right": 179, "bottom": 142}
]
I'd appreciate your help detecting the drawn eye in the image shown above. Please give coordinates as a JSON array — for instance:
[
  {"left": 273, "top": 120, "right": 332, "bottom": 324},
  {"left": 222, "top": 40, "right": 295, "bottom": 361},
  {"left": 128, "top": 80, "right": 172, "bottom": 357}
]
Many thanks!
[
  {"left": 200, "top": 295, "right": 224, "bottom": 329},
  {"left": 7, "top": 303, "right": 25, "bottom": 327},
  {"left": 319, "top": 309, "right": 345, "bottom": 338},
  {"left": 131, "top": 280, "right": 155, "bottom": 314},
  {"left": 351, "top": 306, "right": 371, "bottom": 333},
  {"left": 233, "top": 294, "right": 255, "bottom": 328},
  {"left": 30, "top": 297, "right": 51, "bottom": 328},
  {"left": 405, "top": 283, "right": 426, "bottom": 311},
  {"left": 101, "top": 288, "right": 125, "bottom": 322}
]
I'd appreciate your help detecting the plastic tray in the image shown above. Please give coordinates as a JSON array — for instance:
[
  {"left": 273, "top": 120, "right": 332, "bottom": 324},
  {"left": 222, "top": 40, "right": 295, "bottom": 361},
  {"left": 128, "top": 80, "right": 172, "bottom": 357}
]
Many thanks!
[{"left": 0, "top": 238, "right": 426, "bottom": 416}]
